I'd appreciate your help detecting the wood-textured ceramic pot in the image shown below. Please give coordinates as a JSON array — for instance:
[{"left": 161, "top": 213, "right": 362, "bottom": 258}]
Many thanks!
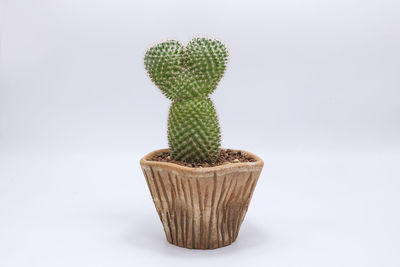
[{"left": 140, "top": 149, "right": 263, "bottom": 249}]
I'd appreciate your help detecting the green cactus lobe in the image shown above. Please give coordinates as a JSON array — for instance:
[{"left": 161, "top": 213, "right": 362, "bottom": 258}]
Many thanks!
[
  {"left": 144, "top": 37, "right": 228, "bottom": 163},
  {"left": 168, "top": 98, "right": 221, "bottom": 163}
]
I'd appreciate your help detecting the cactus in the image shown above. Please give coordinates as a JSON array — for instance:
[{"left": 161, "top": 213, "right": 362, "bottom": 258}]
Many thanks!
[{"left": 144, "top": 37, "right": 228, "bottom": 163}]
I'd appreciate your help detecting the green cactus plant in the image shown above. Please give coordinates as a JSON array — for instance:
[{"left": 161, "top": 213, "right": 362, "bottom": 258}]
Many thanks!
[{"left": 144, "top": 37, "right": 228, "bottom": 163}]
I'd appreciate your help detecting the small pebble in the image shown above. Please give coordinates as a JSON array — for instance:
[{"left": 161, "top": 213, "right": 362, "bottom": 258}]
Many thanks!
[{"left": 233, "top": 159, "right": 240, "bottom": 163}]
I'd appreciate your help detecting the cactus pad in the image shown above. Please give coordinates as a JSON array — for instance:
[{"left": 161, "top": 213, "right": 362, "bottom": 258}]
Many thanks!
[{"left": 144, "top": 37, "right": 228, "bottom": 162}]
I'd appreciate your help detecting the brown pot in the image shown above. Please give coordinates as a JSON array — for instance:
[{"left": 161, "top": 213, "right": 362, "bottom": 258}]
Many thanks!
[{"left": 140, "top": 149, "right": 264, "bottom": 249}]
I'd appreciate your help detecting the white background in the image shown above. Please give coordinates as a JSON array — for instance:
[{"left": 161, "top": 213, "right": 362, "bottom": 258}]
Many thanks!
[{"left": 1, "top": 0, "right": 399, "bottom": 266}]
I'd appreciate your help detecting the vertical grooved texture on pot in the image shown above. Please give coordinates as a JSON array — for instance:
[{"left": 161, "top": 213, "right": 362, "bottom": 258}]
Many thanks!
[{"left": 140, "top": 149, "right": 263, "bottom": 249}]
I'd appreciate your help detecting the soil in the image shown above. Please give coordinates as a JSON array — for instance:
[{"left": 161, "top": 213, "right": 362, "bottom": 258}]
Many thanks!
[{"left": 149, "top": 149, "right": 257, "bottom": 168}]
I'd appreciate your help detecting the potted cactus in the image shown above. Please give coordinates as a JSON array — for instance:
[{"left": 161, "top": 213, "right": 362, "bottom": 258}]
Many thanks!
[{"left": 140, "top": 37, "right": 264, "bottom": 249}]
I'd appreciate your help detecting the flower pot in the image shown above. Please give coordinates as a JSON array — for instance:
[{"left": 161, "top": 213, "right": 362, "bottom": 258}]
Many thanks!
[{"left": 140, "top": 149, "right": 264, "bottom": 249}]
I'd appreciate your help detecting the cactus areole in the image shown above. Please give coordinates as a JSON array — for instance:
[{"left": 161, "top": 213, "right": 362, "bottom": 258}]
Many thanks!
[{"left": 144, "top": 37, "right": 228, "bottom": 163}]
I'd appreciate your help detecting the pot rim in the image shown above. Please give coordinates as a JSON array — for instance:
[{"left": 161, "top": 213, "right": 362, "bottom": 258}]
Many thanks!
[{"left": 140, "top": 148, "right": 264, "bottom": 173}]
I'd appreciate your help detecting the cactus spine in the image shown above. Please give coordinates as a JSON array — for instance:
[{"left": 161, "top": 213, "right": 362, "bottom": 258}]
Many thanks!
[{"left": 144, "top": 37, "right": 228, "bottom": 163}]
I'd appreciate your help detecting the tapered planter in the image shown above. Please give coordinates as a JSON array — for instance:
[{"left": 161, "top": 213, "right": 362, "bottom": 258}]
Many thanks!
[{"left": 140, "top": 149, "right": 263, "bottom": 249}]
